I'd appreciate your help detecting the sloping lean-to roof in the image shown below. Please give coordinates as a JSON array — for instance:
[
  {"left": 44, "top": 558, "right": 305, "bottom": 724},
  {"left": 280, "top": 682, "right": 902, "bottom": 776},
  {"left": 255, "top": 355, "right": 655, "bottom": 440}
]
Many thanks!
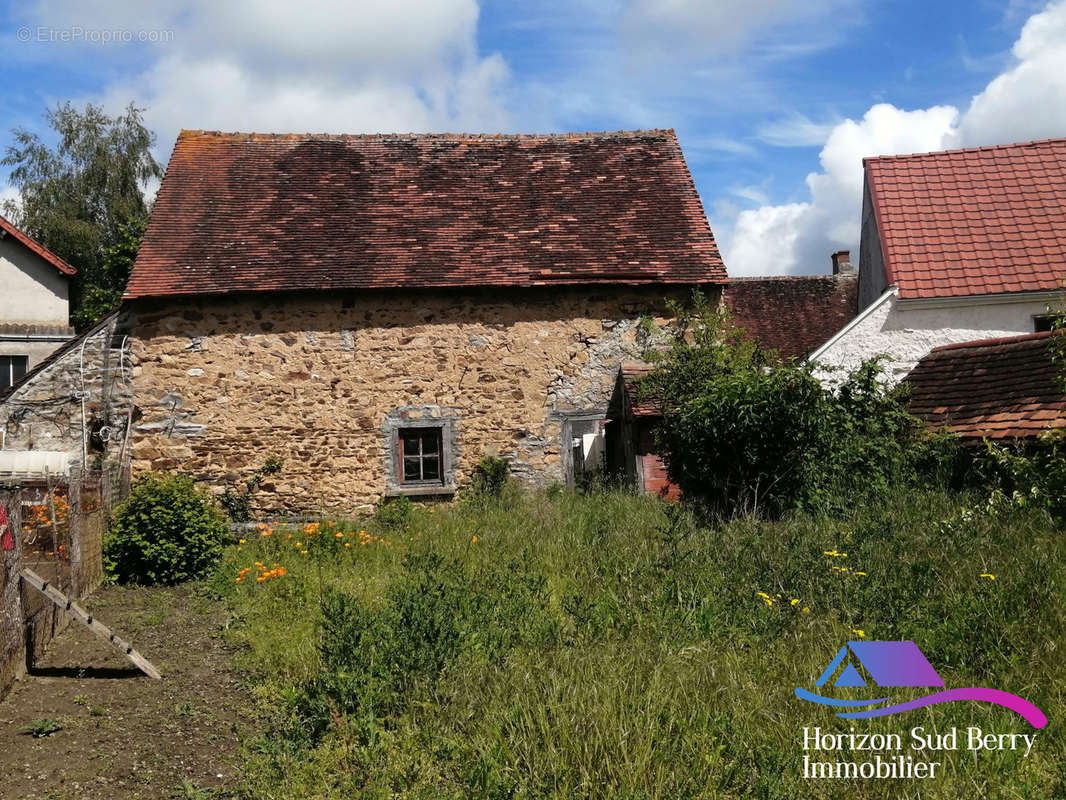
[
  {"left": 865, "top": 137, "right": 1066, "bottom": 300},
  {"left": 0, "top": 213, "right": 77, "bottom": 276},
  {"left": 125, "top": 129, "right": 727, "bottom": 299},
  {"left": 903, "top": 330, "right": 1066, "bottom": 441}
]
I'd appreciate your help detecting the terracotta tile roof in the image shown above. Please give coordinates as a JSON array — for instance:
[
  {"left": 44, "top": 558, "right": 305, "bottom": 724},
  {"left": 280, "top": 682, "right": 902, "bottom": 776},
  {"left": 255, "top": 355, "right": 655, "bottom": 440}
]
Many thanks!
[
  {"left": 724, "top": 275, "right": 857, "bottom": 360},
  {"left": 619, "top": 363, "right": 659, "bottom": 417},
  {"left": 0, "top": 214, "right": 76, "bottom": 275},
  {"left": 124, "top": 130, "right": 726, "bottom": 299},
  {"left": 903, "top": 331, "right": 1066, "bottom": 441},
  {"left": 865, "top": 137, "right": 1066, "bottom": 300}
]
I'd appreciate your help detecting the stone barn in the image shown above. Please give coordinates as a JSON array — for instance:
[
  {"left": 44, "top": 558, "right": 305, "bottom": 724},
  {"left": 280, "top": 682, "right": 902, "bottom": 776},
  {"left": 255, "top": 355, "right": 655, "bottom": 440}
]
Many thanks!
[{"left": 121, "top": 129, "right": 727, "bottom": 513}]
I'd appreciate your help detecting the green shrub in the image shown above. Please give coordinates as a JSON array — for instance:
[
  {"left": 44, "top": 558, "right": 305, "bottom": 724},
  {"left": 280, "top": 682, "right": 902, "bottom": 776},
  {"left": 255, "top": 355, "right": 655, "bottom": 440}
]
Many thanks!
[
  {"left": 373, "top": 495, "right": 413, "bottom": 531},
  {"left": 469, "top": 455, "right": 511, "bottom": 497},
  {"left": 639, "top": 292, "right": 930, "bottom": 518},
  {"left": 105, "top": 472, "right": 230, "bottom": 585}
]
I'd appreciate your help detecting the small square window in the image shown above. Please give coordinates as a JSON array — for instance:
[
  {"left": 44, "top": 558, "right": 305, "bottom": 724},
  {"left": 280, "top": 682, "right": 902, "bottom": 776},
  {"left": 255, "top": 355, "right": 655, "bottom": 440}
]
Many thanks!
[
  {"left": 398, "top": 427, "right": 445, "bottom": 484},
  {"left": 0, "top": 355, "right": 28, "bottom": 390}
]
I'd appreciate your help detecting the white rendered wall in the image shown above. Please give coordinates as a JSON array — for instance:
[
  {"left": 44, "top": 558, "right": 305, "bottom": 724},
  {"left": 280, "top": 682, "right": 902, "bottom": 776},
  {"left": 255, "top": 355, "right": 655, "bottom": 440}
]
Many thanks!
[
  {"left": 0, "top": 237, "right": 69, "bottom": 326},
  {"left": 813, "top": 292, "right": 1057, "bottom": 384}
]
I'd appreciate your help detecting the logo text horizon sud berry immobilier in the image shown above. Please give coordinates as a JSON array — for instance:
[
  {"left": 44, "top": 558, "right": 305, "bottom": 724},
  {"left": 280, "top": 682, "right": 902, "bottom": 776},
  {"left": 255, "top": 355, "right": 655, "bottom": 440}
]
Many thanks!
[{"left": 795, "top": 640, "right": 1046, "bottom": 728}]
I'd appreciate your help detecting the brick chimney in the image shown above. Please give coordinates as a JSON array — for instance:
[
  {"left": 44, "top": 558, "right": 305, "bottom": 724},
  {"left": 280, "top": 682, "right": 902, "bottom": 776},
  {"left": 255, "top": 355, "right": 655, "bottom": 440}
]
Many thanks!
[{"left": 831, "top": 250, "right": 855, "bottom": 275}]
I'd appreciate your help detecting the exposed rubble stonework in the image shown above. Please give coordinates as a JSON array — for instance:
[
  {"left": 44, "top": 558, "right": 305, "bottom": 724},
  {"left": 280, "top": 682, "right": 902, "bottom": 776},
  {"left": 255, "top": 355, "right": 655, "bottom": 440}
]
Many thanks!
[
  {"left": 0, "top": 314, "right": 132, "bottom": 468},
  {"left": 128, "top": 286, "right": 699, "bottom": 513}
]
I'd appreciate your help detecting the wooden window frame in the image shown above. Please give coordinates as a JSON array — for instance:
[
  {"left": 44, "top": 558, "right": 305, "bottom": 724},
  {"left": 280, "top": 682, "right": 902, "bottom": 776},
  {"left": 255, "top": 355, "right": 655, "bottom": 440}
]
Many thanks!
[
  {"left": 398, "top": 427, "right": 444, "bottom": 486},
  {"left": 384, "top": 413, "right": 458, "bottom": 497}
]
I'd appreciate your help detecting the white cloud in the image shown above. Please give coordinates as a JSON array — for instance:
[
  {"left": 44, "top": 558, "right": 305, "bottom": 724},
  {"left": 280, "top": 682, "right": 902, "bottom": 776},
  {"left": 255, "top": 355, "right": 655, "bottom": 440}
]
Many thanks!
[
  {"left": 24, "top": 0, "right": 513, "bottom": 154},
  {"left": 756, "top": 112, "right": 840, "bottom": 147},
  {"left": 620, "top": 0, "right": 858, "bottom": 58},
  {"left": 726, "top": 0, "right": 1066, "bottom": 277},
  {"left": 956, "top": 0, "right": 1066, "bottom": 145}
]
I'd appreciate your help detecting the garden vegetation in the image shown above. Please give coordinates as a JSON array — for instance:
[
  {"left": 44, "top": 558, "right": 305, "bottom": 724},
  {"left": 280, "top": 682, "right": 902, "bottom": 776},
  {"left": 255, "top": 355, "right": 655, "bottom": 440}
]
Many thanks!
[
  {"left": 213, "top": 488, "right": 1065, "bottom": 799},
  {"left": 186, "top": 297, "right": 1065, "bottom": 797}
]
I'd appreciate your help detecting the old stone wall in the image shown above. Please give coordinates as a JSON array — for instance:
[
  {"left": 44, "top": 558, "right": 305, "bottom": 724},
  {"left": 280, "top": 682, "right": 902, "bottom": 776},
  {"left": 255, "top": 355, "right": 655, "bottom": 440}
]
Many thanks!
[
  {"left": 0, "top": 313, "right": 134, "bottom": 467},
  {"left": 128, "top": 286, "right": 700, "bottom": 513}
]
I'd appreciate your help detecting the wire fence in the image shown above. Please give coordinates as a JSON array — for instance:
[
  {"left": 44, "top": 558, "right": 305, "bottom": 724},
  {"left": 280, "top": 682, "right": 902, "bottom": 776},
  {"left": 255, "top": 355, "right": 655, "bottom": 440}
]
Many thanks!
[{"left": 0, "top": 460, "right": 129, "bottom": 697}]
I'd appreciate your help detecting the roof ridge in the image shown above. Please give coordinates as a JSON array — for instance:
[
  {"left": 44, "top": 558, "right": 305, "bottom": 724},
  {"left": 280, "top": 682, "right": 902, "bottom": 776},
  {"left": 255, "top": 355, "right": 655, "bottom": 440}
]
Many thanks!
[
  {"left": 0, "top": 213, "right": 77, "bottom": 276},
  {"left": 863, "top": 136, "right": 1066, "bottom": 166},
  {"left": 929, "top": 330, "right": 1061, "bottom": 354},
  {"left": 177, "top": 128, "right": 678, "bottom": 142},
  {"left": 728, "top": 274, "right": 854, "bottom": 283}
]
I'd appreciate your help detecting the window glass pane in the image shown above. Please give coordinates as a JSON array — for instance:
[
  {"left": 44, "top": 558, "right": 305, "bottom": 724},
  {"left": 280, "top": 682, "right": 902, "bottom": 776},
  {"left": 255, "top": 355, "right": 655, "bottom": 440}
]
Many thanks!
[
  {"left": 421, "top": 455, "right": 440, "bottom": 480},
  {"left": 402, "top": 435, "right": 421, "bottom": 456},
  {"left": 11, "top": 356, "right": 27, "bottom": 382},
  {"left": 403, "top": 457, "right": 423, "bottom": 482},
  {"left": 420, "top": 433, "right": 440, "bottom": 454}
]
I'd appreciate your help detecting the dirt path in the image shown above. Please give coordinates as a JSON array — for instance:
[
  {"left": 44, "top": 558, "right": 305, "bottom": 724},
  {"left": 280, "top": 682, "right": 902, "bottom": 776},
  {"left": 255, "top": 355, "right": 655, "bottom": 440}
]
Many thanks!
[{"left": 0, "top": 584, "right": 253, "bottom": 800}]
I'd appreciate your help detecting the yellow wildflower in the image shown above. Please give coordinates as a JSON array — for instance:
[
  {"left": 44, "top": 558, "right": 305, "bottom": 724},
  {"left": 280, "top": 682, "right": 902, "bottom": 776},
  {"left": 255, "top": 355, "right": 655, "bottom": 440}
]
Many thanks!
[
  {"left": 852, "top": 628, "right": 866, "bottom": 638},
  {"left": 980, "top": 573, "right": 996, "bottom": 581},
  {"left": 790, "top": 598, "right": 800, "bottom": 606}
]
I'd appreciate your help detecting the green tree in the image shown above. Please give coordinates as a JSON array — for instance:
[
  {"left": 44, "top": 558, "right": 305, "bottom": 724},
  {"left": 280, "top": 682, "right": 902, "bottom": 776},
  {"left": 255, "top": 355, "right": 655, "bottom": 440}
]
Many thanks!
[{"left": 2, "top": 102, "right": 161, "bottom": 329}]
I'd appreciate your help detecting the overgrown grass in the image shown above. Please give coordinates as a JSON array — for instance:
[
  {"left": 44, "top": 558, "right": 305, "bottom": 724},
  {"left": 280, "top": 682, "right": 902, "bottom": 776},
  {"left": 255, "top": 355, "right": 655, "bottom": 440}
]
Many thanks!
[{"left": 210, "top": 488, "right": 1066, "bottom": 799}]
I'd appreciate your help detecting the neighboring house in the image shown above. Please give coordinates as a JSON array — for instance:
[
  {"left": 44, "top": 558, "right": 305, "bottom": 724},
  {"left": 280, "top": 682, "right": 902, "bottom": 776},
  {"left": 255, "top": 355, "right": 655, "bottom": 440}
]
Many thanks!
[
  {"left": 608, "top": 257, "right": 859, "bottom": 498},
  {"left": 724, "top": 251, "right": 858, "bottom": 360},
  {"left": 903, "top": 331, "right": 1065, "bottom": 442},
  {"left": 0, "top": 214, "right": 76, "bottom": 391},
  {"left": 120, "top": 130, "right": 727, "bottom": 512},
  {"left": 811, "top": 138, "right": 1066, "bottom": 383}
]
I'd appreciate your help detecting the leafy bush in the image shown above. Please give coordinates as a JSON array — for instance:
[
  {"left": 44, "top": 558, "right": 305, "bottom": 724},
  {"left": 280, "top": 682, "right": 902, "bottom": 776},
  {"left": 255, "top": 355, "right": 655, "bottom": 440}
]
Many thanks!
[
  {"left": 967, "top": 431, "right": 1066, "bottom": 519},
  {"left": 105, "top": 472, "right": 229, "bottom": 585},
  {"left": 373, "top": 495, "right": 413, "bottom": 530},
  {"left": 639, "top": 292, "right": 929, "bottom": 518},
  {"left": 219, "top": 454, "right": 284, "bottom": 522},
  {"left": 469, "top": 455, "right": 511, "bottom": 497}
]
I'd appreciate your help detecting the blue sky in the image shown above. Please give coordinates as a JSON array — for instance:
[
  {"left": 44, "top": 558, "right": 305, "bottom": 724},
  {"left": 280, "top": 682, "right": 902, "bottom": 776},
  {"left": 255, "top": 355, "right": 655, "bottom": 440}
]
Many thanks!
[{"left": 2, "top": 0, "right": 1064, "bottom": 275}]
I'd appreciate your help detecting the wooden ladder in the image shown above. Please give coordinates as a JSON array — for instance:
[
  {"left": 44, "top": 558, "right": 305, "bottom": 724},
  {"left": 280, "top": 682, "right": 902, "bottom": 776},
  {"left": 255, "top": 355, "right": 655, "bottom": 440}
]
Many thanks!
[{"left": 19, "top": 568, "right": 162, "bottom": 680}]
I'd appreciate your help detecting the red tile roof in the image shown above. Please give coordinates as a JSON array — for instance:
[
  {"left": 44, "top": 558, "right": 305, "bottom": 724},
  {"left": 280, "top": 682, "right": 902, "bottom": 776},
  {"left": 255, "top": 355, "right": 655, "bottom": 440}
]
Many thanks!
[
  {"left": 619, "top": 364, "right": 659, "bottom": 417},
  {"left": 0, "top": 214, "right": 76, "bottom": 275},
  {"left": 724, "top": 275, "right": 857, "bottom": 360},
  {"left": 903, "top": 331, "right": 1066, "bottom": 441},
  {"left": 865, "top": 137, "right": 1066, "bottom": 300},
  {"left": 125, "top": 130, "right": 726, "bottom": 299}
]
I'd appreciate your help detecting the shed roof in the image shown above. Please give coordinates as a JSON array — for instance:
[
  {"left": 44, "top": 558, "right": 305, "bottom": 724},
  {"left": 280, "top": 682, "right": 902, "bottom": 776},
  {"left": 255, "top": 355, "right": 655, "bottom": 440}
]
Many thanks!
[
  {"left": 903, "top": 330, "right": 1066, "bottom": 440},
  {"left": 724, "top": 274, "right": 857, "bottom": 360}
]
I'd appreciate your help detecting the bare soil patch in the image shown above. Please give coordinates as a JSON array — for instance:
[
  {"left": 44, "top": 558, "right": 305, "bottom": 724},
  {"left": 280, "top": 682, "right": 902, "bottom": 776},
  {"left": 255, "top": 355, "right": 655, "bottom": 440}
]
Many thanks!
[{"left": 0, "top": 584, "right": 252, "bottom": 800}]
